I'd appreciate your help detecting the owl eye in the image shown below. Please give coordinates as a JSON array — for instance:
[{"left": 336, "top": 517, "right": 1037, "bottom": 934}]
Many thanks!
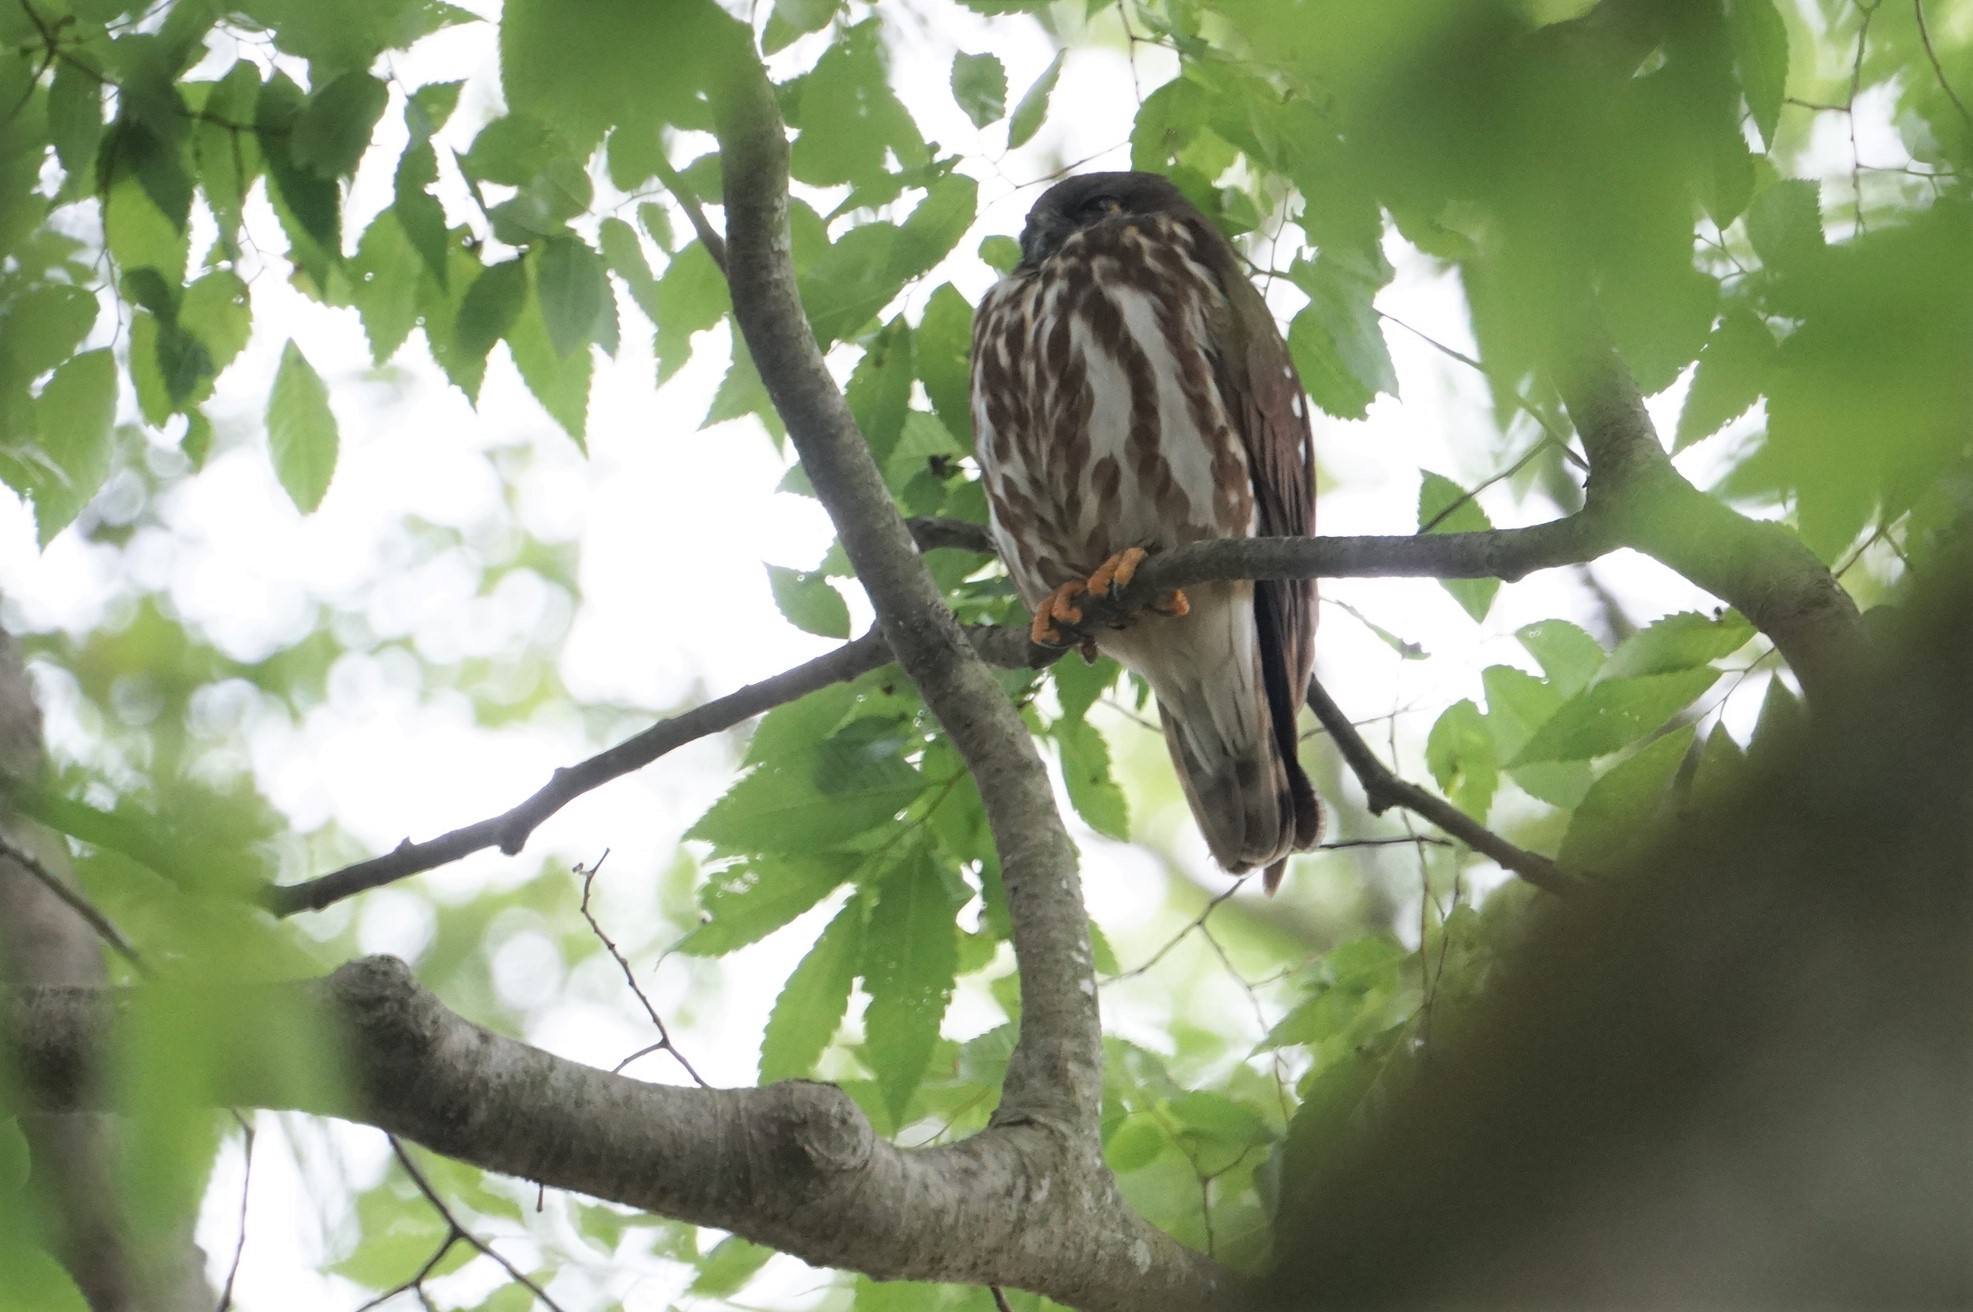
[{"left": 1079, "top": 194, "right": 1122, "bottom": 220}]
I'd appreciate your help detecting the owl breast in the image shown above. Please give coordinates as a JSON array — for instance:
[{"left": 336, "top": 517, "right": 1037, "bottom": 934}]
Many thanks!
[{"left": 970, "top": 213, "right": 1256, "bottom": 611}]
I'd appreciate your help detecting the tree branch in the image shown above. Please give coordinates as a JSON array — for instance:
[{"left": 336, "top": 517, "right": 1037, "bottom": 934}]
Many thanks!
[
  {"left": 1553, "top": 346, "right": 1864, "bottom": 698},
  {"left": 712, "top": 45, "right": 1102, "bottom": 1135},
  {"left": 4, "top": 958, "right": 1230, "bottom": 1312},
  {"left": 1305, "top": 678, "right": 1585, "bottom": 897}
]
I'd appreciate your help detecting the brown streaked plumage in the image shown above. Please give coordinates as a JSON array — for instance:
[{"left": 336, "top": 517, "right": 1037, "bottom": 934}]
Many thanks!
[{"left": 970, "top": 170, "right": 1321, "bottom": 888}]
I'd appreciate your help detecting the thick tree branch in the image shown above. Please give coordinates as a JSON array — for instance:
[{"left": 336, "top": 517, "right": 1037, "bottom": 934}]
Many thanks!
[
  {"left": 712, "top": 48, "right": 1103, "bottom": 1135},
  {"left": 1554, "top": 347, "right": 1864, "bottom": 698},
  {"left": 4, "top": 958, "right": 1229, "bottom": 1312}
]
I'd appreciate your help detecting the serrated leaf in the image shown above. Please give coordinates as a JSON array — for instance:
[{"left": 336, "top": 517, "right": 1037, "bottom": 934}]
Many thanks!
[
  {"left": 1726, "top": 0, "right": 1789, "bottom": 151},
  {"left": 915, "top": 283, "right": 974, "bottom": 443},
  {"left": 690, "top": 723, "right": 923, "bottom": 854},
  {"left": 788, "top": 21, "right": 926, "bottom": 188},
  {"left": 534, "top": 234, "right": 609, "bottom": 358},
  {"left": 766, "top": 564, "right": 851, "bottom": 639},
  {"left": 1746, "top": 179, "right": 1823, "bottom": 271},
  {"left": 351, "top": 212, "right": 423, "bottom": 364},
  {"left": 1602, "top": 611, "right": 1754, "bottom": 679},
  {"left": 1690, "top": 721, "right": 1747, "bottom": 799},
  {"left": 1675, "top": 308, "right": 1777, "bottom": 451},
  {"left": 408, "top": 80, "right": 464, "bottom": 142},
  {"left": 1056, "top": 717, "right": 1129, "bottom": 841},
  {"left": 1053, "top": 653, "right": 1120, "bottom": 722},
  {"left": 1425, "top": 699, "right": 1497, "bottom": 824},
  {"left": 178, "top": 271, "right": 251, "bottom": 374},
  {"left": 760, "top": 898, "right": 862, "bottom": 1082},
  {"left": 505, "top": 289, "right": 592, "bottom": 447},
  {"left": 29, "top": 350, "right": 119, "bottom": 545},
  {"left": 265, "top": 341, "right": 338, "bottom": 513},
  {"left": 290, "top": 71, "right": 389, "bottom": 178},
  {"left": 951, "top": 51, "right": 1007, "bottom": 127},
  {"left": 1516, "top": 620, "right": 1605, "bottom": 697},
  {"left": 501, "top": 0, "right": 743, "bottom": 148},
  {"left": 655, "top": 241, "right": 730, "bottom": 384},
  {"left": 1418, "top": 470, "right": 1499, "bottom": 622},
  {"left": 455, "top": 258, "right": 529, "bottom": 378},
  {"left": 0, "top": 283, "right": 100, "bottom": 387},
  {"left": 678, "top": 855, "right": 853, "bottom": 956},
  {"left": 598, "top": 215, "right": 662, "bottom": 323},
  {"left": 103, "top": 176, "right": 189, "bottom": 287},
  {"left": 48, "top": 58, "right": 103, "bottom": 196},
  {"left": 861, "top": 852, "right": 960, "bottom": 1126},
  {"left": 1558, "top": 726, "right": 1694, "bottom": 870},
  {"left": 1514, "top": 668, "right": 1720, "bottom": 764},
  {"left": 1007, "top": 51, "right": 1063, "bottom": 148}
]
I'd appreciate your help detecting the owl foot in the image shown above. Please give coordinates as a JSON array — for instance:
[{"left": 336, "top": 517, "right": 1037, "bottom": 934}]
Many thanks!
[
  {"left": 1084, "top": 546, "right": 1146, "bottom": 597},
  {"left": 1029, "top": 581, "right": 1087, "bottom": 648}
]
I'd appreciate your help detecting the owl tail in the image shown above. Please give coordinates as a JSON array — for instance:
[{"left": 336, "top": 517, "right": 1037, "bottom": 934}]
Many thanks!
[{"left": 1116, "top": 585, "right": 1321, "bottom": 887}]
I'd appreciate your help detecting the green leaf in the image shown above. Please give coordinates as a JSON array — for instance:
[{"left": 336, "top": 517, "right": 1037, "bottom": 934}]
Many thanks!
[
  {"left": 534, "top": 234, "right": 609, "bottom": 358},
  {"left": 915, "top": 283, "right": 974, "bottom": 444},
  {"left": 0, "top": 283, "right": 99, "bottom": 386},
  {"left": 655, "top": 241, "right": 730, "bottom": 384},
  {"left": 690, "top": 722, "right": 923, "bottom": 854},
  {"left": 178, "top": 271, "right": 252, "bottom": 374},
  {"left": 1056, "top": 717, "right": 1129, "bottom": 841},
  {"left": 393, "top": 141, "right": 450, "bottom": 284},
  {"left": 351, "top": 212, "right": 424, "bottom": 363},
  {"left": 257, "top": 72, "right": 342, "bottom": 283},
  {"left": 677, "top": 854, "right": 853, "bottom": 956},
  {"left": 1007, "top": 51, "right": 1063, "bottom": 148},
  {"left": 788, "top": 21, "right": 926, "bottom": 188},
  {"left": 1417, "top": 470, "right": 1499, "bottom": 622},
  {"left": 861, "top": 851, "right": 960, "bottom": 1126},
  {"left": 408, "top": 80, "right": 464, "bottom": 142},
  {"left": 764, "top": 0, "right": 838, "bottom": 53},
  {"left": 1286, "top": 246, "right": 1397, "bottom": 420},
  {"left": 689, "top": 1236, "right": 775, "bottom": 1298},
  {"left": 47, "top": 59, "right": 103, "bottom": 197},
  {"left": 265, "top": 341, "right": 338, "bottom": 513},
  {"left": 454, "top": 258, "right": 530, "bottom": 385},
  {"left": 1515, "top": 620, "right": 1605, "bottom": 698},
  {"left": 1726, "top": 0, "right": 1789, "bottom": 151},
  {"left": 29, "top": 350, "right": 119, "bottom": 545},
  {"left": 1675, "top": 308, "right": 1777, "bottom": 452},
  {"left": 501, "top": 0, "right": 744, "bottom": 148},
  {"left": 505, "top": 288, "right": 593, "bottom": 447},
  {"left": 1514, "top": 668, "right": 1720, "bottom": 764},
  {"left": 1558, "top": 726, "right": 1695, "bottom": 870},
  {"left": 766, "top": 564, "right": 851, "bottom": 639},
  {"left": 1482, "top": 663, "right": 1591, "bottom": 807},
  {"left": 1746, "top": 178, "right": 1823, "bottom": 271},
  {"left": 1053, "top": 653, "right": 1120, "bottom": 722},
  {"left": 760, "top": 897, "right": 862, "bottom": 1081},
  {"left": 598, "top": 216, "right": 662, "bottom": 323},
  {"left": 103, "top": 176, "right": 189, "bottom": 287},
  {"left": 290, "top": 71, "right": 389, "bottom": 178},
  {"left": 883, "top": 411, "right": 964, "bottom": 495},
  {"left": 978, "top": 234, "right": 1020, "bottom": 273},
  {"left": 1425, "top": 699, "right": 1497, "bottom": 823},
  {"left": 951, "top": 52, "right": 1008, "bottom": 127},
  {"left": 1602, "top": 611, "right": 1754, "bottom": 680}
]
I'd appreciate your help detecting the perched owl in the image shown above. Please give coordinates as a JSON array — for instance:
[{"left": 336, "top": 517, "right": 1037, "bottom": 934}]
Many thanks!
[{"left": 971, "top": 171, "right": 1321, "bottom": 888}]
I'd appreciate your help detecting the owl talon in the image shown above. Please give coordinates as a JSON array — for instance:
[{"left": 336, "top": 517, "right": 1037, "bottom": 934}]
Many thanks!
[
  {"left": 1084, "top": 546, "right": 1147, "bottom": 599},
  {"left": 1151, "top": 588, "right": 1189, "bottom": 618},
  {"left": 1030, "top": 581, "right": 1088, "bottom": 648}
]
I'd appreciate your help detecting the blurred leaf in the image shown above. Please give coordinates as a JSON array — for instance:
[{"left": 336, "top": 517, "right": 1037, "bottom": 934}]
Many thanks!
[
  {"left": 1676, "top": 307, "right": 1776, "bottom": 451},
  {"left": 1007, "top": 51, "right": 1063, "bottom": 148},
  {"left": 861, "top": 849, "right": 960, "bottom": 1126},
  {"left": 289, "top": 71, "right": 388, "bottom": 177},
  {"left": 1559, "top": 725, "right": 1695, "bottom": 870},
  {"left": 1426, "top": 698, "right": 1497, "bottom": 823},
  {"left": 0, "top": 283, "right": 99, "bottom": 386},
  {"left": 178, "top": 270, "right": 251, "bottom": 374},
  {"left": 655, "top": 241, "right": 730, "bottom": 384},
  {"left": 951, "top": 52, "right": 1007, "bottom": 127},
  {"left": 1746, "top": 178, "right": 1823, "bottom": 271},
  {"left": 1602, "top": 611, "right": 1754, "bottom": 679},
  {"left": 1726, "top": 0, "right": 1789, "bottom": 150},
  {"left": 1516, "top": 620, "right": 1605, "bottom": 697},
  {"left": 598, "top": 215, "right": 662, "bottom": 323},
  {"left": 1418, "top": 471, "right": 1499, "bottom": 622},
  {"left": 979, "top": 234, "right": 1020, "bottom": 272},
  {"left": 760, "top": 897, "right": 862, "bottom": 1081},
  {"left": 501, "top": 0, "right": 742, "bottom": 147},
  {"left": 28, "top": 349, "right": 118, "bottom": 545},
  {"left": 789, "top": 20, "right": 926, "bottom": 188},
  {"left": 690, "top": 1235, "right": 775, "bottom": 1297},
  {"left": 767, "top": 564, "right": 851, "bottom": 639},
  {"left": 916, "top": 283, "right": 974, "bottom": 443},
  {"left": 1514, "top": 668, "right": 1720, "bottom": 764},
  {"left": 265, "top": 341, "right": 338, "bottom": 513},
  {"left": 535, "top": 234, "right": 610, "bottom": 358}
]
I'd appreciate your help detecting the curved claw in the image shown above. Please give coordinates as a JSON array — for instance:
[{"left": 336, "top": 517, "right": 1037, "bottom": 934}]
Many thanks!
[
  {"left": 1084, "top": 546, "right": 1147, "bottom": 598},
  {"left": 1029, "top": 581, "right": 1086, "bottom": 648}
]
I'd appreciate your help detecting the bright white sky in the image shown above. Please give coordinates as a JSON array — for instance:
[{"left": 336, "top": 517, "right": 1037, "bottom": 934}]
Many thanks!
[{"left": 0, "top": 2, "right": 1907, "bottom": 1307}]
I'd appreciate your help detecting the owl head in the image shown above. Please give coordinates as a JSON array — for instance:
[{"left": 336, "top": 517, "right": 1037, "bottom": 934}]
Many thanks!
[{"left": 1016, "top": 170, "right": 1192, "bottom": 269}]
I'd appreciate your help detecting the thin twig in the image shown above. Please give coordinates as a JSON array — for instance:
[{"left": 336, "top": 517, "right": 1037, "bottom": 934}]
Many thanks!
[
  {"left": 388, "top": 1137, "right": 570, "bottom": 1312},
  {"left": 0, "top": 830, "right": 146, "bottom": 973},
  {"left": 1107, "top": 877, "right": 1251, "bottom": 983},
  {"left": 1914, "top": 0, "right": 1973, "bottom": 136},
  {"left": 1304, "top": 676, "right": 1584, "bottom": 897},
  {"left": 652, "top": 152, "right": 728, "bottom": 272},
  {"left": 214, "top": 1116, "right": 255, "bottom": 1312},
  {"left": 576, "top": 851, "right": 708, "bottom": 1087}
]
